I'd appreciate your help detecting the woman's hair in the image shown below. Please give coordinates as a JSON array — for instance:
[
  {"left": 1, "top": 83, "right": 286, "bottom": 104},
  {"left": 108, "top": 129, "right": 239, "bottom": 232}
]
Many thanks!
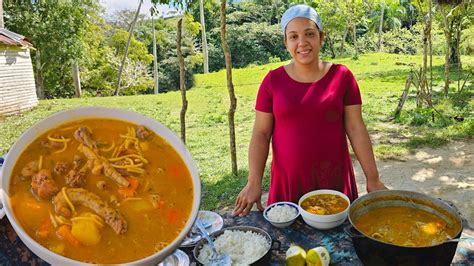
[{"left": 281, "top": 4, "right": 323, "bottom": 35}]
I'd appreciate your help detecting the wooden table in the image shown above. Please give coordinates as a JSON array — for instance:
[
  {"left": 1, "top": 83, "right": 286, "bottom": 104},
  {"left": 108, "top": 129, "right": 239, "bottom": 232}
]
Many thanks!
[{"left": 1, "top": 210, "right": 472, "bottom": 265}]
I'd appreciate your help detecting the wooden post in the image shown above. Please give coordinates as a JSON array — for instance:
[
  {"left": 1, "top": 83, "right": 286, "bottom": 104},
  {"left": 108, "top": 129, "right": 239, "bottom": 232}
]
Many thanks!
[
  {"left": 220, "top": 0, "right": 238, "bottom": 176},
  {"left": 177, "top": 18, "right": 188, "bottom": 144},
  {"left": 394, "top": 73, "right": 413, "bottom": 119}
]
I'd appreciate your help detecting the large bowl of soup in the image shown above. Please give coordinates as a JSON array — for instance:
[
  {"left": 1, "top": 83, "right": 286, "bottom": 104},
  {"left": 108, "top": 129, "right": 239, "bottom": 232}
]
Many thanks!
[
  {"left": 346, "top": 190, "right": 463, "bottom": 266},
  {"left": 0, "top": 107, "right": 201, "bottom": 265},
  {"left": 298, "top": 189, "right": 350, "bottom": 230}
]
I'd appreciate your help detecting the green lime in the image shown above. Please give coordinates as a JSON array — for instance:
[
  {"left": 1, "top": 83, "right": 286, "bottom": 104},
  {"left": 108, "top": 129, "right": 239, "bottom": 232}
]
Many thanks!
[
  {"left": 306, "top": 246, "right": 330, "bottom": 266},
  {"left": 285, "top": 245, "right": 306, "bottom": 266}
]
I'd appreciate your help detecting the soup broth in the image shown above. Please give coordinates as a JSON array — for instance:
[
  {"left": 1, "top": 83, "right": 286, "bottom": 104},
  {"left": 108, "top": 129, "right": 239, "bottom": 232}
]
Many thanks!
[
  {"left": 354, "top": 206, "right": 457, "bottom": 247},
  {"left": 9, "top": 119, "right": 194, "bottom": 263},
  {"left": 301, "top": 194, "right": 348, "bottom": 215}
]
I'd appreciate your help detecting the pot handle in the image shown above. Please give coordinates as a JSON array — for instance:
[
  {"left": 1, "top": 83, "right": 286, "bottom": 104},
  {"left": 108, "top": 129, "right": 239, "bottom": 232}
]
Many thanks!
[
  {"left": 270, "top": 239, "right": 281, "bottom": 251},
  {"left": 438, "top": 198, "right": 466, "bottom": 220},
  {"left": 344, "top": 225, "right": 365, "bottom": 239},
  {"left": 0, "top": 156, "right": 5, "bottom": 220}
]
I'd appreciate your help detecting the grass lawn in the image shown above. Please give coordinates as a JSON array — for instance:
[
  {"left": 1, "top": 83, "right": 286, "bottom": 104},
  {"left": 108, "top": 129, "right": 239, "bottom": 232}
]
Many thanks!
[{"left": 1, "top": 53, "right": 472, "bottom": 210}]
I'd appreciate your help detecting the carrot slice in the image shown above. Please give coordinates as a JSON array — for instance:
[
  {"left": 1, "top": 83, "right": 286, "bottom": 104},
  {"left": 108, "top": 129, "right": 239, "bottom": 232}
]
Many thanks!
[
  {"left": 56, "top": 225, "right": 80, "bottom": 246},
  {"left": 117, "top": 177, "right": 140, "bottom": 198}
]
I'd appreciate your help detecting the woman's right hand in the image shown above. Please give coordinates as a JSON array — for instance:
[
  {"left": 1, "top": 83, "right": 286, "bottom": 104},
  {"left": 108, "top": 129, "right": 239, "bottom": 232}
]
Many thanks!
[{"left": 232, "top": 181, "right": 264, "bottom": 217}]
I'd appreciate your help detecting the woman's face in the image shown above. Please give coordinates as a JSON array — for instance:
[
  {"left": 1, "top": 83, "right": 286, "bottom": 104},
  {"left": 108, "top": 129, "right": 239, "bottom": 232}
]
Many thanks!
[{"left": 284, "top": 17, "right": 324, "bottom": 66}]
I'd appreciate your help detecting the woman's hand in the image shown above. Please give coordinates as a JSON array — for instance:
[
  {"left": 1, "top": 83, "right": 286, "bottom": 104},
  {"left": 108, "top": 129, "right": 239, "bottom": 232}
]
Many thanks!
[
  {"left": 233, "top": 181, "right": 264, "bottom": 217},
  {"left": 367, "top": 178, "right": 388, "bottom": 193}
]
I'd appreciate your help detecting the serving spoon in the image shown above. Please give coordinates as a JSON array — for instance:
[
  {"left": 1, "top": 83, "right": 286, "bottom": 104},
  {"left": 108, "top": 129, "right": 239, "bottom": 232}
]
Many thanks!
[{"left": 195, "top": 219, "right": 231, "bottom": 266}]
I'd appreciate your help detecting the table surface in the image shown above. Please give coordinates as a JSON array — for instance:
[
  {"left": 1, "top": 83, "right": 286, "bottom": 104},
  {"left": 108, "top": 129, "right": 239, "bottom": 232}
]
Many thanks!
[{"left": 1, "top": 210, "right": 473, "bottom": 265}]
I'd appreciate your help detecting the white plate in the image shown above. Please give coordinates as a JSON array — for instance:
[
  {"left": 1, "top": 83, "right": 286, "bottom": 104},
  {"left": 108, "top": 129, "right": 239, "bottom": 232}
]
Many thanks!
[
  {"left": 157, "top": 249, "right": 189, "bottom": 266},
  {"left": 180, "top": 210, "right": 223, "bottom": 247}
]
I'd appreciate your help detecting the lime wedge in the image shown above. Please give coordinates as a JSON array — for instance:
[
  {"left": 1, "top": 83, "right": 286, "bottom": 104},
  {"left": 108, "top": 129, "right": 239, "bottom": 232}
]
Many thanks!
[
  {"left": 306, "top": 246, "right": 330, "bottom": 266},
  {"left": 286, "top": 245, "right": 306, "bottom": 266}
]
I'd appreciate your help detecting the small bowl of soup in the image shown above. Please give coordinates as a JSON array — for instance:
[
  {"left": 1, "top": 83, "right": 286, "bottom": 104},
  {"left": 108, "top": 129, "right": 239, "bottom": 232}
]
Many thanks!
[{"left": 298, "top": 189, "right": 350, "bottom": 230}]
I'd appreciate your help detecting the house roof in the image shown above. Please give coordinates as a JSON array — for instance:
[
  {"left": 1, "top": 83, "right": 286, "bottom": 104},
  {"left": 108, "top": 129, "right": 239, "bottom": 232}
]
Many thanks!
[{"left": 0, "top": 28, "right": 33, "bottom": 48}]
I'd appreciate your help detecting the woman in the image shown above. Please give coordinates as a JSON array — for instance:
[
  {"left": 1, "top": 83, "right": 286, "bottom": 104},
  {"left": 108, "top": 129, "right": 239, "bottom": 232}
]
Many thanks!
[{"left": 233, "top": 4, "right": 386, "bottom": 217}]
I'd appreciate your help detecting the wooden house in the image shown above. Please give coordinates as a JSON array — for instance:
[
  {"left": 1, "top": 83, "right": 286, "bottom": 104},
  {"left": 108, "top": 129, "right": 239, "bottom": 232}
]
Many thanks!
[{"left": 0, "top": 28, "right": 37, "bottom": 117}]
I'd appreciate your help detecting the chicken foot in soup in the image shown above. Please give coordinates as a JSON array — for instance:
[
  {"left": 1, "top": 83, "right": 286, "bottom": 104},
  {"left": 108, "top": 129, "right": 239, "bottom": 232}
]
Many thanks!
[
  {"left": 52, "top": 188, "right": 127, "bottom": 234},
  {"left": 78, "top": 145, "right": 129, "bottom": 187},
  {"left": 74, "top": 127, "right": 97, "bottom": 150}
]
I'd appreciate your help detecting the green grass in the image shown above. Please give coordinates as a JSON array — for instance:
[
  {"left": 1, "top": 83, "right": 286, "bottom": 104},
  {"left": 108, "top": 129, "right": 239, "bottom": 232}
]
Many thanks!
[{"left": 1, "top": 53, "right": 472, "bottom": 210}]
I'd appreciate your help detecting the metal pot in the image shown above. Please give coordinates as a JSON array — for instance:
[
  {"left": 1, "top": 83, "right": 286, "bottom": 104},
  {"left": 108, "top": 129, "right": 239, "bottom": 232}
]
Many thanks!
[
  {"left": 0, "top": 107, "right": 202, "bottom": 265},
  {"left": 193, "top": 226, "right": 281, "bottom": 265},
  {"left": 346, "top": 190, "right": 463, "bottom": 266}
]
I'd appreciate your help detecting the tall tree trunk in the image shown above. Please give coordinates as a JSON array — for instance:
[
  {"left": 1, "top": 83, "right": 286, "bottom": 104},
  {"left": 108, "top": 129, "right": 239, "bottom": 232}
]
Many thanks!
[
  {"left": 347, "top": 0, "right": 357, "bottom": 57},
  {"left": 200, "top": 0, "right": 209, "bottom": 74},
  {"left": 377, "top": 0, "right": 385, "bottom": 52},
  {"left": 220, "top": 0, "right": 238, "bottom": 176},
  {"left": 326, "top": 34, "right": 336, "bottom": 58},
  {"left": 428, "top": 0, "right": 432, "bottom": 96},
  {"left": 114, "top": 0, "right": 142, "bottom": 96},
  {"left": 35, "top": 50, "right": 45, "bottom": 99},
  {"left": 152, "top": 13, "right": 159, "bottom": 94},
  {"left": 177, "top": 19, "right": 188, "bottom": 144},
  {"left": 441, "top": 7, "right": 451, "bottom": 98},
  {"left": 72, "top": 61, "right": 81, "bottom": 98},
  {"left": 340, "top": 28, "right": 347, "bottom": 53},
  {"left": 0, "top": 0, "right": 4, "bottom": 28},
  {"left": 455, "top": 17, "right": 462, "bottom": 91},
  {"left": 419, "top": 13, "right": 432, "bottom": 107}
]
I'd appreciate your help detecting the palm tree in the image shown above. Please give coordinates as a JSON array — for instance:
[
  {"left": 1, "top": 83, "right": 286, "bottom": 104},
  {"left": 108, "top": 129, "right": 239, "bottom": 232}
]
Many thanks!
[{"left": 114, "top": 0, "right": 143, "bottom": 96}]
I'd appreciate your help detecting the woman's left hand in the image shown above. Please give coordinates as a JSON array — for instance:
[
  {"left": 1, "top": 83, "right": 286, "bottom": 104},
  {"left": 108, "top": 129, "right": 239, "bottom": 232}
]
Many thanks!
[{"left": 367, "top": 179, "right": 388, "bottom": 193}]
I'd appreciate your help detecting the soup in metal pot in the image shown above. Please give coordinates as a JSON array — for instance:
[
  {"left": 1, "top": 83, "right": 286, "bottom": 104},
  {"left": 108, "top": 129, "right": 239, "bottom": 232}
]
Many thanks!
[
  {"left": 9, "top": 119, "right": 194, "bottom": 263},
  {"left": 354, "top": 206, "right": 457, "bottom": 247}
]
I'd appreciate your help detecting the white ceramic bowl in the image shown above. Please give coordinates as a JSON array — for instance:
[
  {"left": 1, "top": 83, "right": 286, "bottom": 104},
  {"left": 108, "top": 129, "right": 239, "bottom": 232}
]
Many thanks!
[
  {"left": 263, "top": 201, "right": 299, "bottom": 228},
  {"left": 298, "top": 189, "right": 350, "bottom": 230},
  {"left": 0, "top": 107, "right": 201, "bottom": 265}
]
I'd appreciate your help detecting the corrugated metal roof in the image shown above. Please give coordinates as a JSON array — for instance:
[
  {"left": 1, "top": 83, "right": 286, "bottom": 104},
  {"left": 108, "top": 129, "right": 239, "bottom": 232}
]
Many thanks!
[{"left": 0, "top": 28, "right": 33, "bottom": 48}]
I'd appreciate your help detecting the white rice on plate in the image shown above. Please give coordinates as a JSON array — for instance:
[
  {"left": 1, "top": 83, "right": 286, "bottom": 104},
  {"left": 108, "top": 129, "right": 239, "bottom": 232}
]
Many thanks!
[
  {"left": 197, "top": 230, "right": 269, "bottom": 265},
  {"left": 267, "top": 204, "right": 298, "bottom": 222}
]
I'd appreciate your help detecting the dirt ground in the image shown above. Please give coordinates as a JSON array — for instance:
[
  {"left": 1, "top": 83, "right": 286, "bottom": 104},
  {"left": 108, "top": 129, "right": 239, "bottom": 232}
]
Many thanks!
[{"left": 260, "top": 139, "right": 474, "bottom": 224}]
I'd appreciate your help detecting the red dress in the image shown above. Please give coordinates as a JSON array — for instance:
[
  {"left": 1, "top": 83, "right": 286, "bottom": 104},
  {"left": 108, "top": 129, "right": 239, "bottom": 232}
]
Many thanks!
[{"left": 255, "top": 64, "right": 361, "bottom": 204}]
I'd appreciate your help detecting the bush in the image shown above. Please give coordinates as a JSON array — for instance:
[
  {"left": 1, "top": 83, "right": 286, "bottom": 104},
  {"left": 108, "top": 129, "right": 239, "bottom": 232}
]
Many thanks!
[
  {"left": 381, "top": 25, "right": 422, "bottom": 55},
  {"left": 207, "top": 22, "right": 290, "bottom": 71}
]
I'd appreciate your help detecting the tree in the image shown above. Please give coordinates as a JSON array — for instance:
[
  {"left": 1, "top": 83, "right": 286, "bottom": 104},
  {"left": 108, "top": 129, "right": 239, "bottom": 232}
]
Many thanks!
[
  {"left": 415, "top": 0, "right": 433, "bottom": 107},
  {"left": 199, "top": 0, "right": 209, "bottom": 73},
  {"left": 220, "top": 0, "right": 238, "bottom": 176},
  {"left": 377, "top": 0, "right": 385, "bottom": 51},
  {"left": 4, "top": 0, "right": 102, "bottom": 98},
  {"left": 437, "top": 0, "right": 473, "bottom": 97},
  {"left": 115, "top": 0, "right": 143, "bottom": 96}
]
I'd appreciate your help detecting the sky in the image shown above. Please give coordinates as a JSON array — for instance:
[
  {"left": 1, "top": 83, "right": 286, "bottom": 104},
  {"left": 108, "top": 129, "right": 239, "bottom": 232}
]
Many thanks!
[{"left": 100, "top": 0, "right": 178, "bottom": 18}]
